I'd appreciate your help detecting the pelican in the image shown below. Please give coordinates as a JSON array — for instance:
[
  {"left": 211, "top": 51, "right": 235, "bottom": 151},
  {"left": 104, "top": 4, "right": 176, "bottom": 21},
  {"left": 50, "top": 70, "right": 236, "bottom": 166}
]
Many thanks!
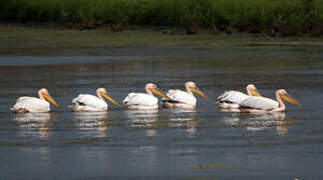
[
  {"left": 123, "top": 83, "right": 170, "bottom": 110},
  {"left": 239, "top": 89, "right": 301, "bottom": 113},
  {"left": 162, "top": 82, "right": 208, "bottom": 109},
  {"left": 10, "top": 88, "right": 59, "bottom": 113},
  {"left": 216, "top": 84, "right": 263, "bottom": 109},
  {"left": 70, "top": 88, "right": 120, "bottom": 112}
]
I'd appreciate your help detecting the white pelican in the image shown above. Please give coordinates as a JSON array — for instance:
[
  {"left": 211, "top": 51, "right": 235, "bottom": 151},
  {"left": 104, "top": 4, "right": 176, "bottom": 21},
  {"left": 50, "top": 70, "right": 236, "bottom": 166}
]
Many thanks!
[
  {"left": 216, "top": 84, "right": 263, "bottom": 109},
  {"left": 123, "top": 83, "right": 170, "bottom": 110},
  {"left": 162, "top": 82, "right": 208, "bottom": 109},
  {"left": 10, "top": 88, "right": 59, "bottom": 113},
  {"left": 70, "top": 88, "right": 120, "bottom": 112},
  {"left": 239, "top": 89, "right": 301, "bottom": 113}
]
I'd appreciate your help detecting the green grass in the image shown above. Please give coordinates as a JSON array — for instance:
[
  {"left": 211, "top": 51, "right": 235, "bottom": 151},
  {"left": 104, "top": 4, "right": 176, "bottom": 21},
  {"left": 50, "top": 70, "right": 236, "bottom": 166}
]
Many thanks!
[{"left": 0, "top": 0, "right": 323, "bottom": 36}]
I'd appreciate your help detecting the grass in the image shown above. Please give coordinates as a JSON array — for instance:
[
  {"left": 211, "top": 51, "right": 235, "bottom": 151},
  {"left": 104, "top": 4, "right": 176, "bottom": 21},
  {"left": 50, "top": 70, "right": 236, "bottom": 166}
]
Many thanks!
[{"left": 1, "top": 0, "right": 323, "bottom": 36}]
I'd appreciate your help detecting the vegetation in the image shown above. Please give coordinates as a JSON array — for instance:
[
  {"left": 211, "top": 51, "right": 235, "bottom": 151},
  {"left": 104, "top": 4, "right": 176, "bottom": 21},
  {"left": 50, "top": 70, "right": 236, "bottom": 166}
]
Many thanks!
[{"left": 1, "top": 0, "right": 323, "bottom": 36}]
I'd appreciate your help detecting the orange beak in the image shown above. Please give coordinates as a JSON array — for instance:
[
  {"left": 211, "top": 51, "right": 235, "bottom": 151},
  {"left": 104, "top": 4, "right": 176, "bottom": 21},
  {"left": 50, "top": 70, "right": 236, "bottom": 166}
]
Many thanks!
[
  {"left": 151, "top": 89, "right": 171, "bottom": 100},
  {"left": 102, "top": 93, "right": 120, "bottom": 107},
  {"left": 190, "top": 87, "right": 209, "bottom": 100},
  {"left": 281, "top": 93, "right": 302, "bottom": 106},
  {"left": 43, "top": 94, "right": 60, "bottom": 107}
]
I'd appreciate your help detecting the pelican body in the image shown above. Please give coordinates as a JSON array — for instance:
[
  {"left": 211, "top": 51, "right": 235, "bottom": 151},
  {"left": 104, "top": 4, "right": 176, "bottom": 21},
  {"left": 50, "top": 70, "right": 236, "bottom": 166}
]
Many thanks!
[
  {"left": 70, "top": 88, "right": 119, "bottom": 112},
  {"left": 217, "top": 84, "right": 262, "bottom": 109},
  {"left": 123, "top": 83, "right": 170, "bottom": 110},
  {"left": 11, "top": 88, "right": 59, "bottom": 113},
  {"left": 239, "top": 89, "right": 301, "bottom": 113},
  {"left": 162, "top": 82, "right": 208, "bottom": 109}
]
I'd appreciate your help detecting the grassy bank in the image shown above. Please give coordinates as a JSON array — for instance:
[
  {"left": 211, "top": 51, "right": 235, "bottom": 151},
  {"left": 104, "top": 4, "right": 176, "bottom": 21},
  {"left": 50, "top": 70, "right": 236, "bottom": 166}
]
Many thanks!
[{"left": 1, "top": 0, "right": 323, "bottom": 36}]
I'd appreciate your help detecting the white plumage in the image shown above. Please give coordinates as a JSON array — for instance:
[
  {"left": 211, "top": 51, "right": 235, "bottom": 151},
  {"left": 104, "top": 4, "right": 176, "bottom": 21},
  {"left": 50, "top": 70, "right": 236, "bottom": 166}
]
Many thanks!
[
  {"left": 71, "top": 94, "right": 108, "bottom": 111},
  {"left": 12, "top": 97, "right": 51, "bottom": 113},
  {"left": 217, "top": 84, "right": 260, "bottom": 109},
  {"left": 239, "top": 89, "right": 301, "bottom": 113},
  {"left": 217, "top": 91, "right": 250, "bottom": 108},
  {"left": 239, "top": 96, "right": 279, "bottom": 111},
  {"left": 123, "top": 93, "right": 159, "bottom": 109},
  {"left": 70, "top": 88, "right": 119, "bottom": 112},
  {"left": 123, "top": 83, "right": 170, "bottom": 110},
  {"left": 11, "top": 88, "right": 59, "bottom": 113},
  {"left": 162, "top": 82, "right": 208, "bottom": 109},
  {"left": 162, "top": 90, "right": 196, "bottom": 108},
  {"left": 167, "top": 90, "right": 196, "bottom": 105}
]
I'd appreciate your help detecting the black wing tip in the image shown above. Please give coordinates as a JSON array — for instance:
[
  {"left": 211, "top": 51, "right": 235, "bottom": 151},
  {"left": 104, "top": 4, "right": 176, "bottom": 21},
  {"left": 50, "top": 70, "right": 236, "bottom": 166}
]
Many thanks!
[{"left": 162, "top": 99, "right": 181, "bottom": 104}]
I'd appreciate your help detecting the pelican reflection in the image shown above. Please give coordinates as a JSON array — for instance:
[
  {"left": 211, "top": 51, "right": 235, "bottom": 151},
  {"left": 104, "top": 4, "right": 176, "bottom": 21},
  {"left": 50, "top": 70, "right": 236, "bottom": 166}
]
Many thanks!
[
  {"left": 167, "top": 109, "right": 200, "bottom": 135},
  {"left": 73, "top": 111, "right": 112, "bottom": 137},
  {"left": 13, "top": 112, "right": 57, "bottom": 139},
  {"left": 221, "top": 112, "right": 298, "bottom": 136},
  {"left": 125, "top": 110, "right": 159, "bottom": 136}
]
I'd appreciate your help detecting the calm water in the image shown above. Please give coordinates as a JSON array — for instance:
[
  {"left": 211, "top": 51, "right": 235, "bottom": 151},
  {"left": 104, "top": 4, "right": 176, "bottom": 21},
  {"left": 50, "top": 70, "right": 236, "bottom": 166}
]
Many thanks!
[{"left": 0, "top": 47, "right": 323, "bottom": 179}]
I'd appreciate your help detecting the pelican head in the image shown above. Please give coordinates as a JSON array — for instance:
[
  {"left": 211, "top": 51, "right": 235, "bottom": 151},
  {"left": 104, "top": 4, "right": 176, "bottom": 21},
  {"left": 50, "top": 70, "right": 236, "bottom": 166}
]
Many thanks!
[
  {"left": 145, "top": 83, "right": 171, "bottom": 100},
  {"left": 38, "top": 88, "right": 59, "bottom": 107},
  {"left": 278, "top": 89, "right": 302, "bottom": 106},
  {"left": 96, "top": 87, "right": 120, "bottom": 107},
  {"left": 246, "top": 84, "right": 261, "bottom": 96},
  {"left": 185, "top": 82, "right": 209, "bottom": 100}
]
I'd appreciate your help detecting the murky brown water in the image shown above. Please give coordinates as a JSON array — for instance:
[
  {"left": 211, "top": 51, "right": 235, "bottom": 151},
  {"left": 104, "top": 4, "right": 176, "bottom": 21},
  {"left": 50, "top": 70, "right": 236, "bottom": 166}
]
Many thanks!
[{"left": 0, "top": 47, "right": 322, "bottom": 179}]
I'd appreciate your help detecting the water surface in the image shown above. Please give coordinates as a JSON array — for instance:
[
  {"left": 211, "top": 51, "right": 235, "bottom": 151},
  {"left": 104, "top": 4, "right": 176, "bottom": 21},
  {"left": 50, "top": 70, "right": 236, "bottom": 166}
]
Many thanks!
[{"left": 0, "top": 47, "right": 323, "bottom": 179}]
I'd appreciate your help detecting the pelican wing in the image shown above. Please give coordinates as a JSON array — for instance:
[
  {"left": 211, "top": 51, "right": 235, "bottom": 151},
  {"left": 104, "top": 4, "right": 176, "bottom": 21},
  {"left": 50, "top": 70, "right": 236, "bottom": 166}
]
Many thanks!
[
  {"left": 123, "top": 93, "right": 158, "bottom": 106},
  {"left": 163, "top": 89, "right": 196, "bottom": 105},
  {"left": 72, "top": 94, "right": 107, "bottom": 109},
  {"left": 12, "top": 97, "right": 50, "bottom": 112},
  {"left": 217, "top": 91, "right": 249, "bottom": 104},
  {"left": 240, "top": 96, "right": 279, "bottom": 110}
]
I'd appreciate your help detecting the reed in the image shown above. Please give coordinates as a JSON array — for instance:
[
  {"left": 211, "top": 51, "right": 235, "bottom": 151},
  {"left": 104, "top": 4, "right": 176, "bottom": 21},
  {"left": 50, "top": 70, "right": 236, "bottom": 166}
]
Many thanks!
[{"left": 0, "top": 0, "right": 322, "bottom": 36}]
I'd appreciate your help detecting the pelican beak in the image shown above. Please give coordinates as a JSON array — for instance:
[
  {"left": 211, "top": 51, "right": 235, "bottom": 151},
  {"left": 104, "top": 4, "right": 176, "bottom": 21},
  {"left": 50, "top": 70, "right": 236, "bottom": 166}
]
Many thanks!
[
  {"left": 190, "top": 87, "right": 209, "bottom": 100},
  {"left": 151, "top": 89, "right": 171, "bottom": 100},
  {"left": 281, "top": 93, "right": 302, "bottom": 106},
  {"left": 102, "top": 93, "right": 120, "bottom": 107},
  {"left": 251, "top": 89, "right": 261, "bottom": 97},
  {"left": 43, "top": 94, "right": 60, "bottom": 107}
]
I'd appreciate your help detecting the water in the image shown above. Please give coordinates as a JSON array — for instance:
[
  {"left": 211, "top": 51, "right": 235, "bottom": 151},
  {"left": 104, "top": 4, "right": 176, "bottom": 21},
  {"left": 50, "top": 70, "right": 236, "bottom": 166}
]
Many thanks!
[{"left": 0, "top": 47, "right": 323, "bottom": 179}]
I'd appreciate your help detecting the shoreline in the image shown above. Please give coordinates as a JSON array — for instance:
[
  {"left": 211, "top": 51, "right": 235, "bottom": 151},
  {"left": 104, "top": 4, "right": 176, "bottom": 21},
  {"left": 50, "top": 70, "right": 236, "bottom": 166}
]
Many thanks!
[{"left": 1, "top": 24, "right": 323, "bottom": 56}]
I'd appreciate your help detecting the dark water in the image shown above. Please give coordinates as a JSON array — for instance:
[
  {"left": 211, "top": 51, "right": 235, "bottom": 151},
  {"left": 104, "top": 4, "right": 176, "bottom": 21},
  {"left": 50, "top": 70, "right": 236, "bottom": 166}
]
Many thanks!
[{"left": 0, "top": 47, "right": 323, "bottom": 179}]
